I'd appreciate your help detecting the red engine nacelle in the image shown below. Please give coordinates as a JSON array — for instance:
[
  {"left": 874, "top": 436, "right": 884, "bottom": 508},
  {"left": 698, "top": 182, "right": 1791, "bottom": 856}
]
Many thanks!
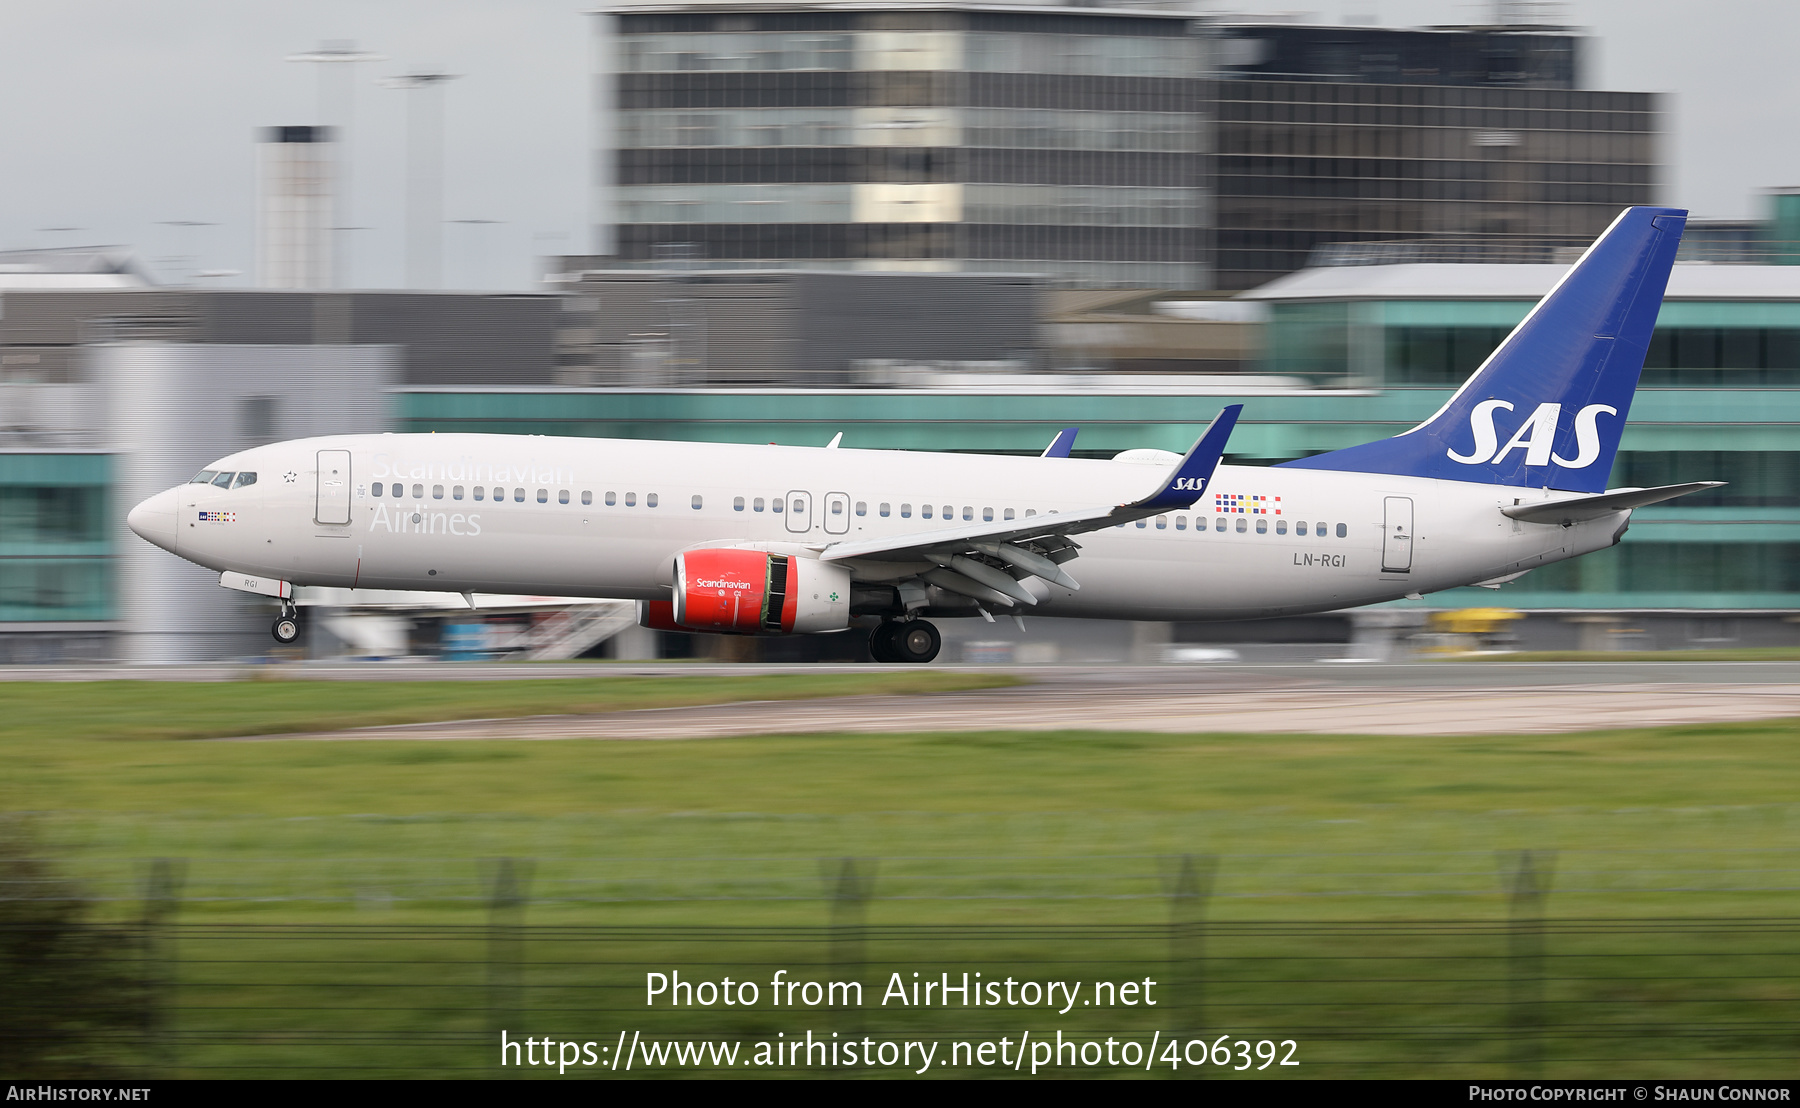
[{"left": 642, "top": 548, "right": 852, "bottom": 635}]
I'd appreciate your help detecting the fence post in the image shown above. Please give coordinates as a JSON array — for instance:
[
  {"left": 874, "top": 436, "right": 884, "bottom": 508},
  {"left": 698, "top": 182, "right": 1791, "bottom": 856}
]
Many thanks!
[
  {"left": 484, "top": 858, "right": 533, "bottom": 1049},
  {"left": 140, "top": 858, "right": 186, "bottom": 1077},
  {"left": 1164, "top": 853, "right": 1217, "bottom": 1074},
  {"left": 821, "top": 857, "right": 875, "bottom": 1038},
  {"left": 1502, "top": 850, "right": 1555, "bottom": 1077}
]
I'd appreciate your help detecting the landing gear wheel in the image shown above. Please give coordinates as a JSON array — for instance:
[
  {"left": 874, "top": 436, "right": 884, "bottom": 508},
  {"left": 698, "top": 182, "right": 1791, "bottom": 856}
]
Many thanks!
[
  {"left": 890, "top": 620, "right": 941, "bottom": 664},
  {"left": 868, "top": 622, "right": 900, "bottom": 663},
  {"left": 271, "top": 614, "right": 301, "bottom": 645}
]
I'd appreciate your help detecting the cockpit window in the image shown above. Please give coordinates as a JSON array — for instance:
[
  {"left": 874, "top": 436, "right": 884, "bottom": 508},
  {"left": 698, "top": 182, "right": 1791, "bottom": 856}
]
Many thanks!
[
  {"left": 232, "top": 472, "right": 257, "bottom": 489},
  {"left": 190, "top": 470, "right": 218, "bottom": 484},
  {"left": 211, "top": 472, "right": 236, "bottom": 488}
]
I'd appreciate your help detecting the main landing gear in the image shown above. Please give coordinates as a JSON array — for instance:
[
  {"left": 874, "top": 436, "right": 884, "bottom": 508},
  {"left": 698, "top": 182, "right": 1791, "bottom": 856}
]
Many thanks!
[
  {"left": 869, "top": 619, "right": 941, "bottom": 664},
  {"left": 271, "top": 600, "right": 302, "bottom": 645}
]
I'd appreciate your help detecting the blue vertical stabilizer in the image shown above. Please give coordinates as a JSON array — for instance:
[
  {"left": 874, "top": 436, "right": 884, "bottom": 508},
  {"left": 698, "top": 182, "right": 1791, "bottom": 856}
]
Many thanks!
[{"left": 1277, "top": 206, "right": 1687, "bottom": 493}]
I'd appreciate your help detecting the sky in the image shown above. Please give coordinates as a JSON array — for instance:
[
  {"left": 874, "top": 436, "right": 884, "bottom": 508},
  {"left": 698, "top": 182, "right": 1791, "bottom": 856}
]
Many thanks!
[{"left": 0, "top": 0, "right": 1794, "bottom": 290}]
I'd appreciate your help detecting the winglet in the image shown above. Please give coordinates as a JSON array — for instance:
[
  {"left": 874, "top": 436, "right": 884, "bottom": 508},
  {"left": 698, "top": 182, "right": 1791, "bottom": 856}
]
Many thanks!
[
  {"left": 1129, "top": 405, "right": 1242, "bottom": 513},
  {"left": 1041, "top": 427, "right": 1079, "bottom": 458}
]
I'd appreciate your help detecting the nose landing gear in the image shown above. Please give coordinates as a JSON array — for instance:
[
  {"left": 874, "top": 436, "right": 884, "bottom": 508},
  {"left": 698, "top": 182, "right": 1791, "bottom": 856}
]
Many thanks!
[
  {"left": 869, "top": 619, "right": 941, "bottom": 664},
  {"left": 271, "top": 600, "right": 302, "bottom": 645}
]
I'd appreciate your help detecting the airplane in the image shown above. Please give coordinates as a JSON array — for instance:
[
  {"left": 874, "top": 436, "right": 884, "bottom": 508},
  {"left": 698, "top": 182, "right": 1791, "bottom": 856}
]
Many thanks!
[{"left": 127, "top": 206, "right": 1719, "bottom": 663}]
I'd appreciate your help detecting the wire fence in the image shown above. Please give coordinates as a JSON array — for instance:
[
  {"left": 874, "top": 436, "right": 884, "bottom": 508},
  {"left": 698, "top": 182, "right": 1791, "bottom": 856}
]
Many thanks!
[{"left": 7, "top": 854, "right": 1800, "bottom": 1079}]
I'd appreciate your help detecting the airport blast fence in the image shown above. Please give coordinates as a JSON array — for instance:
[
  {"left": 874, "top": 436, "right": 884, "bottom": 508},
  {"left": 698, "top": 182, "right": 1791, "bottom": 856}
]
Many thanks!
[{"left": 5, "top": 853, "right": 1800, "bottom": 1079}]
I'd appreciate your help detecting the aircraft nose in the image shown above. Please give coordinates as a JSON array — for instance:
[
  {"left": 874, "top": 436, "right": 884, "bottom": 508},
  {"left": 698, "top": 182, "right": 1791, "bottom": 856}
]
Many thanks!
[{"left": 127, "top": 487, "right": 181, "bottom": 552}]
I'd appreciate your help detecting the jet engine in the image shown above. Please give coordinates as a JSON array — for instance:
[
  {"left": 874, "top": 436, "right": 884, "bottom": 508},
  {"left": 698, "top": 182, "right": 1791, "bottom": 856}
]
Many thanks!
[{"left": 640, "top": 547, "right": 852, "bottom": 634}]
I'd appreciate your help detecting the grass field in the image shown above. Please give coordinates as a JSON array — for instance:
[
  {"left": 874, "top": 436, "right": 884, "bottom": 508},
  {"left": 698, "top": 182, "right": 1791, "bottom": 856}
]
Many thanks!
[{"left": 5, "top": 675, "right": 1798, "bottom": 1078}]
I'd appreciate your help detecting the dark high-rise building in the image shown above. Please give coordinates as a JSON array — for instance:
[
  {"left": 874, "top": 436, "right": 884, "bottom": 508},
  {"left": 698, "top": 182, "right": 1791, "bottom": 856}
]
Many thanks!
[{"left": 1210, "top": 78, "right": 1659, "bottom": 289}]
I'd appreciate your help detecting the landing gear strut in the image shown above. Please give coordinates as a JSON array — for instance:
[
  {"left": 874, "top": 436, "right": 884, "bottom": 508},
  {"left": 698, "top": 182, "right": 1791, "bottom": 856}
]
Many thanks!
[
  {"left": 271, "top": 600, "right": 301, "bottom": 645},
  {"left": 869, "top": 619, "right": 940, "bottom": 664}
]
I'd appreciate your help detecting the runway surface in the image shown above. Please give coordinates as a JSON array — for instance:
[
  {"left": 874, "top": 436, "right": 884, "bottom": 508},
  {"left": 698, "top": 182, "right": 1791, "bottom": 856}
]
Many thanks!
[{"left": 167, "top": 660, "right": 1800, "bottom": 740}]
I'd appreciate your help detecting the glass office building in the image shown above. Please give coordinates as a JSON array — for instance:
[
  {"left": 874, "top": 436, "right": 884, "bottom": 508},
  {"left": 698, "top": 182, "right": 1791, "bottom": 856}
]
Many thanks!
[{"left": 603, "top": 3, "right": 1213, "bottom": 288}]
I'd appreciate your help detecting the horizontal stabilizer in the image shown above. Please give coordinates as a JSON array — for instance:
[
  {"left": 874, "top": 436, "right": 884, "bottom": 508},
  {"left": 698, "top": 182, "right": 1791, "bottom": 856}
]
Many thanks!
[{"left": 1502, "top": 481, "right": 1724, "bottom": 524}]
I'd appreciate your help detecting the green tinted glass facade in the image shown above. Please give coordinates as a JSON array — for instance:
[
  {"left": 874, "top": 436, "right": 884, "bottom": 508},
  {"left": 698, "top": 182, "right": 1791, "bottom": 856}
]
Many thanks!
[{"left": 0, "top": 454, "right": 113, "bottom": 622}]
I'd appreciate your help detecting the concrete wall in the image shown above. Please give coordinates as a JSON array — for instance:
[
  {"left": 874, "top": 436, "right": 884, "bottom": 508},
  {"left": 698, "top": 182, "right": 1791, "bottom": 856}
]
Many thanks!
[{"left": 103, "top": 342, "right": 397, "bottom": 664}]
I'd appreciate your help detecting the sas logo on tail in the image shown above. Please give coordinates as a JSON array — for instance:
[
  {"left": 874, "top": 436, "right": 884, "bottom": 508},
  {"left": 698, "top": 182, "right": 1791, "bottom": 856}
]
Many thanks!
[
  {"left": 1172, "top": 478, "right": 1206, "bottom": 492},
  {"left": 1447, "top": 401, "right": 1617, "bottom": 469}
]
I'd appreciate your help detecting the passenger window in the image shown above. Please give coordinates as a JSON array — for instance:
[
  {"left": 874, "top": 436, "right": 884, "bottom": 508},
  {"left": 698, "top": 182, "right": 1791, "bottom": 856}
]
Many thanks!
[
  {"left": 372, "top": 482, "right": 384, "bottom": 497},
  {"left": 190, "top": 470, "right": 218, "bottom": 484},
  {"left": 855, "top": 501, "right": 866, "bottom": 516},
  {"left": 830, "top": 500, "right": 842, "bottom": 516},
  {"left": 753, "top": 497, "right": 764, "bottom": 512},
  {"left": 879, "top": 502, "right": 891, "bottom": 517},
  {"left": 1215, "top": 517, "right": 1226, "bottom": 532},
  {"left": 982, "top": 507, "right": 994, "bottom": 522},
  {"left": 1256, "top": 518, "right": 1267, "bottom": 534},
  {"left": 474, "top": 487, "right": 485, "bottom": 502},
  {"left": 1025, "top": 509, "right": 1036, "bottom": 517},
  {"left": 1004, "top": 508, "right": 1015, "bottom": 520},
  {"left": 691, "top": 494, "right": 703, "bottom": 510},
  {"left": 513, "top": 488, "right": 525, "bottom": 502},
  {"left": 625, "top": 492, "right": 636, "bottom": 507},
  {"left": 733, "top": 496, "right": 745, "bottom": 512},
  {"left": 233, "top": 472, "right": 257, "bottom": 489},
  {"left": 1336, "top": 523, "right": 1347, "bottom": 538},
  {"left": 961, "top": 506, "right": 972, "bottom": 521},
  {"left": 1276, "top": 519, "right": 1287, "bottom": 534},
  {"left": 1316, "top": 521, "right": 1325, "bottom": 536},
  {"left": 900, "top": 503, "right": 912, "bottom": 518},
  {"left": 1135, "top": 519, "right": 1147, "bottom": 529},
  {"left": 560, "top": 490, "right": 570, "bottom": 505},
  {"left": 1235, "top": 518, "right": 1247, "bottom": 533},
  {"left": 922, "top": 504, "right": 933, "bottom": 519},
  {"left": 1156, "top": 516, "right": 1167, "bottom": 530},
  {"left": 395, "top": 485, "right": 406, "bottom": 499},
  {"left": 536, "top": 489, "right": 548, "bottom": 504},
  {"left": 1296, "top": 521, "right": 1307, "bottom": 536},
  {"left": 453, "top": 486, "right": 464, "bottom": 501},
  {"left": 605, "top": 491, "right": 616, "bottom": 506},
  {"left": 942, "top": 505, "right": 952, "bottom": 520},
  {"left": 212, "top": 472, "right": 236, "bottom": 488},
  {"left": 648, "top": 493, "right": 659, "bottom": 507},
  {"left": 581, "top": 491, "right": 593, "bottom": 506},
  {"left": 433, "top": 485, "right": 445, "bottom": 500},
  {"left": 1176, "top": 516, "right": 1186, "bottom": 530},
  {"left": 413, "top": 484, "right": 425, "bottom": 498},
  {"left": 772, "top": 498, "right": 782, "bottom": 513}
]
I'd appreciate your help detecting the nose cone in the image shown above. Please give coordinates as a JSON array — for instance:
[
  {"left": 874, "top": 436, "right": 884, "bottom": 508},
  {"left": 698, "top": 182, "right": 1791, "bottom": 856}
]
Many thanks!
[{"left": 127, "top": 487, "right": 181, "bottom": 553}]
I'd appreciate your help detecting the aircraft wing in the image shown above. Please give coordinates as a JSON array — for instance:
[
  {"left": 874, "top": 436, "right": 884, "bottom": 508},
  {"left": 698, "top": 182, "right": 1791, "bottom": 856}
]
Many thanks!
[
  {"left": 1501, "top": 481, "right": 1724, "bottom": 524},
  {"left": 818, "top": 407, "right": 1240, "bottom": 603}
]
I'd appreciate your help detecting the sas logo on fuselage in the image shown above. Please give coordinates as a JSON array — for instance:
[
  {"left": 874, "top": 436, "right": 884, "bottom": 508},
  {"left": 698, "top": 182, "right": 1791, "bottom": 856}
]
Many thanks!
[
  {"left": 1446, "top": 400, "right": 1617, "bottom": 469},
  {"left": 1171, "top": 478, "right": 1206, "bottom": 492}
]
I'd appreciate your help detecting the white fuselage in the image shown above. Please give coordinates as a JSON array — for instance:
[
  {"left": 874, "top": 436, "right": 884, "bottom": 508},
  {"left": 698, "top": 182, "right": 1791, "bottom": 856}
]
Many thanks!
[{"left": 128, "top": 433, "right": 1628, "bottom": 622}]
